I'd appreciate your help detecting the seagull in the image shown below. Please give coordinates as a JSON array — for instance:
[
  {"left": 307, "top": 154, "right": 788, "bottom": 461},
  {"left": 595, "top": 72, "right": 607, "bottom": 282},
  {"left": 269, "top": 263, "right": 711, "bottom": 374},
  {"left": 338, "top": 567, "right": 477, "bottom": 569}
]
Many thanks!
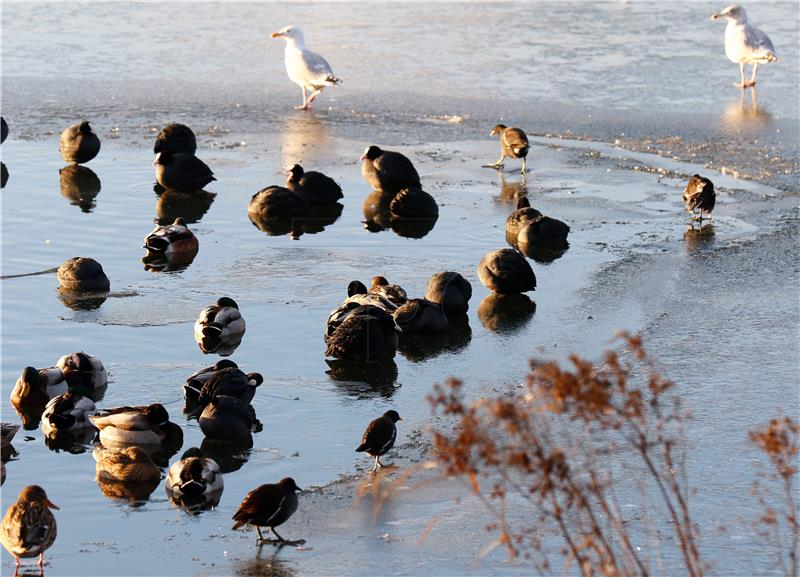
[
  {"left": 271, "top": 25, "right": 340, "bottom": 110},
  {"left": 711, "top": 5, "right": 777, "bottom": 88}
]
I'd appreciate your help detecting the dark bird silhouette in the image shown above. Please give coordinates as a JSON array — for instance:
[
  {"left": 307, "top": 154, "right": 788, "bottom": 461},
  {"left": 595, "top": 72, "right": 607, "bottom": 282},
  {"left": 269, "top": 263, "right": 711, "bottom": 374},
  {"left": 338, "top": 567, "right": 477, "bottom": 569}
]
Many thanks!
[
  {"left": 232, "top": 478, "right": 303, "bottom": 543},
  {"left": 356, "top": 410, "right": 401, "bottom": 472}
]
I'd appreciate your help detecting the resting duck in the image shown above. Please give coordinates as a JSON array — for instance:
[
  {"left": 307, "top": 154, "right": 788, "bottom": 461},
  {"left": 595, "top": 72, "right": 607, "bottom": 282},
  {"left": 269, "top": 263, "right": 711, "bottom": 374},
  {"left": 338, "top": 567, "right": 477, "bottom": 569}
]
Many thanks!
[
  {"left": 194, "top": 297, "right": 246, "bottom": 356},
  {"left": 153, "top": 151, "right": 215, "bottom": 193},
  {"left": 505, "top": 196, "right": 543, "bottom": 239},
  {"left": 90, "top": 403, "right": 183, "bottom": 447},
  {"left": 93, "top": 446, "right": 161, "bottom": 483},
  {"left": 325, "top": 280, "right": 398, "bottom": 342},
  {"left": 0, "top": 485, "right": 59, "bottom": 569},
  {"left": 56, "top": 351, "right": 107, "bottom": 394},
  {"left": 285, "top": 164, "right": 343, "bottom": 204},
  {"left": 683, "top": 174, "right": 716, "bottom": 221},
  {"left": 368, "top": 276, "right": 408, "bottom": 307},
  {"left": 325, "top": 304, "right": 401, "bottom": 362},
  {"left": 356, "top": 410, "right": 401, "bottom": 472},
  {"left": 11, "top": 366, "right": 67, "bottom": 407},
  {"left": 143, "top": 217, "right": 199, "bottom": 258},
  {"left": 56, "top": 257, "right": 110, "bottom": 292},
  {"left": 166, "top": 447, "right": 223, "bottom": 497},
  {"left": 247, "top": 185, "right": 307, "bottom": 219},
  {"left": 232, "top": 478, "right": 303, "bottom": 544},
  {"left": 41, "top": 389, "right": 97, "bottom": 436},
  {"left": 389, "top": 187, "right": 439, "bottom": 220},
  {"left": 517, "top": 215, "right": 570, "bottom": 247},
  {"left": 360, "top": 145, "right": 421, "bottom": 194},
  {"left": 198, "top": 395, "right": 254, "bottom": 442},
  {"left": 393, "top": 299, "right": 449, "bottom": 334},
  {"left": 424, "top": 271, "right": 472, "bottom": 316},
  {"left": 59, "top": 120, "right": 101, "bottom": 164},
  {"left": 195, "top": 367, "right": 263, "bottom": 408},
  {"left": 154, "top": 123, "right": 197, "bottom": 155},
  {"left": 183, "top": 359, "right": 239, "bottom": 404},
  {"left": 477, "top": 248, "right": 537, "bottom": 294}
]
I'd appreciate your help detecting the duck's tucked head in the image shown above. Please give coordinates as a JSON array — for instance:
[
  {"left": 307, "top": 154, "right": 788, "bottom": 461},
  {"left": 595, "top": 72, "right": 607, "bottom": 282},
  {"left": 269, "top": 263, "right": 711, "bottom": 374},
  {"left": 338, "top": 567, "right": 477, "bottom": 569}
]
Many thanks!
[
  {"left": 147, "top": 403, "right": 170, "bottom": 426},
  {"left": 490, "top": 124, "right": 508, "bottom": 136},
  {"left": 347, "top": 280, "right": 368, "bottom": 296},
  {"left": 279, "top": 477, "right": 302, "bottom": 492},
  {"left": 287, "top": 164, "right": 304, "bottom": 182},
  {"left": 371, "top": 275, "right": 390, "bottom": 288},
  {"left": 79, "top": 121, "right": 94, "bottom": 135},
  {"left": 181, "top": 447, "right": 204, "bottom": 460},
  {"left": 383, "top": 409, "right": 402, "bottom": 423},
  {"left": 217, "top": 296, "right": 239, "bottom": 309},
  {"left": 173, "top": 217, "right": 188, "bottom": 227},
  {"left": 19, "top": 485, "right": 59, "bottom": 509},
  {"left": 360, "top": 146, "right": 383, "bottom": 161}
]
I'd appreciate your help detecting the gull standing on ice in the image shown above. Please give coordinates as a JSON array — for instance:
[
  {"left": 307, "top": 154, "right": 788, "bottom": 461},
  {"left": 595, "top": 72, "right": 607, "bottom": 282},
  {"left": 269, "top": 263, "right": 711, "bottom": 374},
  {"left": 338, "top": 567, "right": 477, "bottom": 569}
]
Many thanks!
[
  {"left": 711, "top": 5, "right": 777, "bottom": 88},
  {"left": 272, "top": 25, "right": 340, "bottom": 110}
]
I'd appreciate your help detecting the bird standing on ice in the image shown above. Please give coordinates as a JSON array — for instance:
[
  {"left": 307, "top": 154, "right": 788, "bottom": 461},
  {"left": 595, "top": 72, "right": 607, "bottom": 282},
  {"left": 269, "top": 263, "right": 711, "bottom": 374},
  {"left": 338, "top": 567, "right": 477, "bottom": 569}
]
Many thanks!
[
  {"left": 711, "top": 5, "right": 777, "bottom": 88},
  {"left": 272, "top": 25, "right": 340, "bottom": 110}
]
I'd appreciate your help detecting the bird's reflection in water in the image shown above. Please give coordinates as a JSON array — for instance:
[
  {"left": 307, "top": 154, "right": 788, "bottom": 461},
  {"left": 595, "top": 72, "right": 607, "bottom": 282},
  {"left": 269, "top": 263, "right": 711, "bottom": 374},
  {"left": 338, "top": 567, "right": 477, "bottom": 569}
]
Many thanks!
[
  {"left": 497, "top": 173, "right": 528, "bottom": 203},
  {"left": 56, "top": 287, "right": 108, "bottom": 311},
  {"left": 200, "top": 437, "right": 252, "bottom": 474},
  {"left": 1, "top": 162, "right": 8, "bottom": 188},
  {"left": 95, "top": 476, "right": 161, "bottom": 505},
  {"left": 235, "top": 547, "right": 298, "bottom": 577},
  {"left": 684, "top": 223, "right": 716, "bottom": 254},
  {"left": 59, "top": 165, "right": 101, "bottom": 212},
  {"left": 142, "top": 249, "right": 198, "bottom": 273},
  {"left": 167, "top": 488, "right": 223, "bottom": 514},
  {"left": 326, "top": 359, "right": 400, "bottom": 398},
  {"left": 722, "top": 88, "right": 772, "bottom": 131},
  {"left": 478, "top": 293, "right": 536, "bottom": 333},
  {"left": 43, "top": 427, "right": 96, "bottom": 454},
  {"left": 280, "top": 110, "right": 330, "bottom": 169},
  {"left": 249, "top": 202, "right": 343, "bottom": 239},
  {"left": 516, "top": 239, "right": 569, "bottom": 264},
  {"left": 156, "top": 190, "right": 216, "bottom": 225},
  {"left": 12, "top": 404, "right": 46, "bottom": 431},
  {"left": 362, "top": 190, "right": 439, "bottom": 239},
  {"left": 398, "top": 316, "right": 472, "bottom": 362}
]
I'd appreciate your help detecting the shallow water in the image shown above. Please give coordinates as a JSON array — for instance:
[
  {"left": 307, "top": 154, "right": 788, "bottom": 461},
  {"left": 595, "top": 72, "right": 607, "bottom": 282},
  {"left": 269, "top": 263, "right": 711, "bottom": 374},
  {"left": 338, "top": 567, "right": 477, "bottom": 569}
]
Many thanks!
[{"left": 1, "top": 2, "right": 799, "bottom": 576}]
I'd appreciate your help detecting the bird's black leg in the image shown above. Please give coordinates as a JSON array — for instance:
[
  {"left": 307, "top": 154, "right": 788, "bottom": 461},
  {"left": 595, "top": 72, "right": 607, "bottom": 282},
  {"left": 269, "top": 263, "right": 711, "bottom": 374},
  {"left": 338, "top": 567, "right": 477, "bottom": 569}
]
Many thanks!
[{"left": 256, "top": 526, "right": 264, "bottom": 541}]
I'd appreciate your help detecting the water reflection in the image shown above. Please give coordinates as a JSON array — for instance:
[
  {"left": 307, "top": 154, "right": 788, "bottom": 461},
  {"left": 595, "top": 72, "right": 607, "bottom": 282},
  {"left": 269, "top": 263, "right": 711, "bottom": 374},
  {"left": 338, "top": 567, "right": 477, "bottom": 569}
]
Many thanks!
[
  {"left": 362, "top": 190, "right": 439, "bottom": 239},
  {"left": 683, "top": 223, "right": 716, "bottom": 254},
  {"left": 12, "top": 404, "right": 45, "bottom": 430},
  {"left": 325, "top": 359, "right": 400, "bottom": 397},
  {"left": 200, "top": 437, "right": 252, "bottom": 474},
  {"left": 56, "top": 286, "right": 108, "bottom": 311},
  {"left": 142, "top": 250, "right": 198, "bottom": 273},
  {"left": 722, "top": 88, "right": 772, "bottom": 131},
  {"left": 235, "top": 547, "right": 298, "bottom": 577},
  {"left": 397, "top": 316, "right": 472, "bottom": 362},
  {"left": 477, "top": 293, "right": 536, "bottom": 333},
  {"left": 249, "top": 202, "right": 343, "bottom": 239},
  {"left": 167, "top": 487, "right": 223, "bottom": 513},
  {"left": 497, "top": 173, "right": 528, "bottom": 202},
  {"left": 59, "top": 165, "right": 101, "bottom": 212},
  {"left": 156, "top": 190, "right": 216, "bottom": 224},
  {"left": 1, "top": 162, "right": 8, "bottom": 188},
  {"left": 516, "top": 239, "right": 569, "bottom": 264},
  {"left": 95, "top": 476, "right": 161, "bottom": 504},
  {"left": 280, "top": 111, "right": 330, "bottom": 168},
  {"left": 43, "top": 427, "right": 96, "bottom": 454}
]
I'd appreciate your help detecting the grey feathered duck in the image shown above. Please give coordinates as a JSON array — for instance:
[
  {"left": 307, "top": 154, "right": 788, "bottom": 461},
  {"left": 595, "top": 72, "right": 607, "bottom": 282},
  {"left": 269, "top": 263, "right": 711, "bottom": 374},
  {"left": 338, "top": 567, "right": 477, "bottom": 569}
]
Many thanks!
[
  {"left": 484, "top": 124, "right": 530, "bottom": 175},
  {"left": 356, "top": 410, "right": 402, "bottom": 472},
  {"left": 683, "top": 174, "right": 716, "bottom": 221},
  {"left": 60, "top": 121, "right": 101, "bottom": 164}
]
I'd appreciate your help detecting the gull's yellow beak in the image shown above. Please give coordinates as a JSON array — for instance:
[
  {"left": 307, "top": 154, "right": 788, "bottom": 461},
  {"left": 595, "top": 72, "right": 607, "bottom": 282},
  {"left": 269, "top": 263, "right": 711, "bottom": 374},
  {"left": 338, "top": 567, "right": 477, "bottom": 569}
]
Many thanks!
[{"left": 271, "top": 32, "right": 282, "bottom": 38}]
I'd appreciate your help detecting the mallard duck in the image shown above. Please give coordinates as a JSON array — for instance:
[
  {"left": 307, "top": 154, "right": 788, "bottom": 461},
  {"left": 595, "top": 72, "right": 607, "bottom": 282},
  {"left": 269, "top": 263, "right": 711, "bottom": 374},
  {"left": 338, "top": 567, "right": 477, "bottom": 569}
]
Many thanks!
[
  {"left": 55, "top": 351, "right": 107, "bottom": 393},
  {"left": 247, "top": 185, "right": 307, "bottom": 219},
  {"left": 198, "top": 395, "right": 254, "bottom": 442},
  {"left": 0, "top": 485, "right": 58, "bottom": 569},
  {"left": 153, "top": 151, "right": 215, "bottom": 192},
  {"left": 56, "top": 256, "right": 110, "bottom": 291},
  {"left": 286, "top": 164, "right": 343, "bottom": 204},
  {"left": 90, "top": 403, "right": 182, "bottom": 447},
  {"left": 183, "top": 359, "right": 239, "bottom": 404},
  {"left": 166, "top": 447, "right": 223, "bottom": 497},
  {"left": 477, "top": 248, "right": 537, "bottom": 294},
  {"left": 325, "top": 281, "right": 397, "bottom": 342},
  {"left": 41, "top": 389, "right": 97, "bottom": 436},
  {"left": 360, "top": 145, "right": 421, "bottom": 194},
  {"left": 143, "top": 217, "right": 199, "bottom": 258},
  {"left": 11, "top": 366, "right": 67, "bottom": 407},
  {"left": 393, "top": 299, "right": 449, "bottom": 334},
  {"left": 154, "top": 123, "right": 197, "bottom": 155},
  {"left": 369, "top": 276, "right": 408, "bottom": 307},
  {"left": 505, "top": 196, "right": 543, "bottom": 239},
  {"left": 517, "top": 215, "right": 570, "bottom": 247},
  {"left": 59, "top": 120, "right": 101, "bottom": 164},
  {"left": 389, "top": 187, "right": 439, "bottom": 220},
  {"left": 683, "top": 174, "right": 716, "bottom": 220},
  {"left": 93, "top": 446, "right": 161, "bottom": 483},
  {"left": 232, "top": 478, "right": 302, "bottom": 543},
  {"left": 196, "top": 368, "right": 263, "bottom": 408},
  {"left": 194, "top": 297, "right": 246, "bottom": 356},
  {"left": 325, "top": 304, "right": 401, "bottom": 361},
  {"left": 424, "top": 271, "right": 472, "bottom": 316},
  {"left": 356, "top": 410, "right": 401, "bottom": 472},
  {"left": 484, "top": 124, "right": 530, "bottom": 175}
]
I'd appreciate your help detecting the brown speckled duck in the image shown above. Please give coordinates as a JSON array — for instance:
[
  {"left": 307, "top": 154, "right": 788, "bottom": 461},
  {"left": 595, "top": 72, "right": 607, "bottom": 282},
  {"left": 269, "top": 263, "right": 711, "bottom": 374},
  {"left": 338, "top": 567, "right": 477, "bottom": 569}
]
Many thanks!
[
  {"left": 424, "top": 271, "right": 472, "bottom": 316},
  {"left": 1, "top": 485, "right": 59, "bottom": 569},
  {"left": 59, "top": 121, "right": 101, "bottom": 164},
  {"left": 683, "top": 174, "right": 716, "bottom": 220},
  {"left": 56, "top": 257, "right": 110, "bottom": 292},
  {"left": 477, "top": 249, "right": 536, "bottom": 294}
]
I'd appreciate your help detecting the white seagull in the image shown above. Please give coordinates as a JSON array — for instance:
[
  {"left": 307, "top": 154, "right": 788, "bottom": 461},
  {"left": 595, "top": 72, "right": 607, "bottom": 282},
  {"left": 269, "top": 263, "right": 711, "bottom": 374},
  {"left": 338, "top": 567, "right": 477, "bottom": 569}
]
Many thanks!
[
  {"left": 711, "top": 5, "right": 777, "bottom": 88},
  {"left": 271, "top": 25, "right": 340, "bottom": 110}
]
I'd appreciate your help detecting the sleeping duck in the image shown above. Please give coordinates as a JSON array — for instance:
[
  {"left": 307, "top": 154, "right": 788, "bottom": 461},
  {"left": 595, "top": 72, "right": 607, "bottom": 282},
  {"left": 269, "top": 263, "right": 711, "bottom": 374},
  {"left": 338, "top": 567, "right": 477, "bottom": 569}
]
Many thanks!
[
  {"left": 368, "top": 276, "right": 408, "bottom": 307},
  {"left": 90, "top": 403, "right": 183, "bottom": 448},
  {"left": 285, "top": 164, "right": 343, "bottom": 205},
  {"left": 195, "top": 367, "right": 263, "bottom": 408},
  {"left": 143, "top": 217, "right": 199, "bottom": 258},
  {"left": 325, "top": 304, "right": 401, "bottom": 362},
  {"left": 325, "top": 280, "right": 397, "bottom": 342},
  {"left": 11, "top": 366, "right": 67, "bottom": 408},
  {"left": 424, "top": 271, "right": 472, "bottom": 316},
  {"left": 55, "top": 352, "right": 107, "bottom": 396},
  {"left": 194, "top": 297, "right": 246, "bottom": 356},
  {"left": 41, "top": 389, "right": 97, "bottom": 436},
  {"left": 392, "top": 299, "right": 449, "bottom": 334},
  {"left": 165, "top": 447, "right": 223, "bottom": 498},
  {"left": 183, "top": 359, "right": 239, "bottom": 405},
  {"left": 93, "top": 445, "right": 161, "bottom": 483}
]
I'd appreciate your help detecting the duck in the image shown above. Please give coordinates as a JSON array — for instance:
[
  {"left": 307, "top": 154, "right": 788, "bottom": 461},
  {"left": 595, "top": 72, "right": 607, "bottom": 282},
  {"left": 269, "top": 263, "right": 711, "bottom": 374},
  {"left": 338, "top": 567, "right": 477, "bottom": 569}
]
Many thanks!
[
  {"left": 392, "top": 299, "right": 449, "bottom": 334},
  {"left": 285, "top": 164, "right": 343, "bottom": 204},
  {"left": 424, "top": 271, "right": 472, "bottom": 316},
  {"left": 389, "top": 187, "right": 439, "bottom": 220},
  {"left": 360, "top": 145, "right": 421, "bottom": 194},
  {"left": 194, "top": 297, "right": 246, "bottom": 356},
  {"left": 153, "top": 151, "right": 215, "bottom": 192},
  {"left": 477, "top": 248, "right": 537, "bottom": 294},
  {"left": 325, "top": 282, "right": 397, "bottom": 343},
  {"left": 195, "top": 367, "right": 263, "bottom": 408},
  {"left": 93, "top": 445, "right": 161, "bottom": 483},
  {"left": 143, "top": 217, "right": 199, "bottom": 258},
  {"left": 59, "top": 121, "right": 101, "bottom": 164},
  {"left": 368, "top": 275, "right": 408, "bottom": 307},
  {"left": 11, "top": 366, "right": 67, "bottom": 407},
  {"left": 517, "top": 215, "right": 570, "bottom": 247},
  {"left": 356, "top": 410, "right": 401, "bottom": 472},
  {"left": 165, "top": 447, "right": 223, "bottom": 497},
  {"left": 325, "top": 304, "right": 401, "bottom": 361},
  {"left": 484, "top": 124, "right": 530, "bottom": 175},
  {"left": 505, "top": 196, "right": 543, "bottom": 239},
  {"left": 683, "top": 174, "right": 716, "bottom": 221},
  {"left": 183, "top": 359, "right": 239, "bottom": 404},
  {"left": 232, "top": 478, "right": 303, "bottom": 543},
  {"left": 56, "top": 351, "right": 107, "bottom": 393},
  {"left": 90, "top": 403, "right": 183, "bottom": 447},
  {"left": 0, "top": 485, "right": 58, "bottom": 569},
  {"left": 56, "top": 256, "right": 110, "bottom": 291},
  {"left": 41, "top": 389, "right": 97, "bottom": 436},
  {"left": 247, "top": 185, "right": 307, "bottom": 219},
  {"left": 154, "top": 123, "right": 197, "bottom": 155},
  {"left": 198, "top": 395, "right": 254, "bottom": 442}
]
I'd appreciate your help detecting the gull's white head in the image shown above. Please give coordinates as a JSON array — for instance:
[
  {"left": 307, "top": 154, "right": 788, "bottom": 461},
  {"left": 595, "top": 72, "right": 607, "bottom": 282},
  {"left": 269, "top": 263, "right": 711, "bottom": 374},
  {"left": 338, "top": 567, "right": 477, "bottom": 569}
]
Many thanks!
[
  {"left": 271, "top": 25, "right": 305, "bottom": 45},
  {"left": 711, "top": 5, "right": 747, "bottom": 23}
]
